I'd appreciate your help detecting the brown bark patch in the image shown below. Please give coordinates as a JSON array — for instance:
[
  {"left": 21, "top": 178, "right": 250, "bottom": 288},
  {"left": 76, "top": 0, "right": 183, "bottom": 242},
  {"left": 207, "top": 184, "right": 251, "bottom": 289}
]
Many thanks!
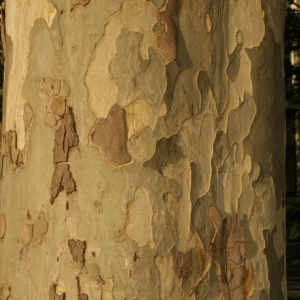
[
  {"left": 157, "top": 0, "right": 178, "bottom": 63},
  {"left": 172, "top": 235, "right": 209, "bottom": 295},
  {"left": 51, "top": 164, "right": 76, "bottom": 204},
  {"left": 78, "top": 293, "right": 88, "bottom": 300},
  {"left": 68, "top": 239, "right": 86, "bottom": 268},
  {"left": 209, "top": 207, "right": 246, "bottom": 300},
  {"left": 90, "top": 103, "right": 131, "bottom": 166},
  {"left": 0, "top": 213, "right": 6, "bottom": 239},
  {"left": 51, "top": 97, "right": 66, "bottom": 119},
  {"left": 49, "top": 285, "right": 65, "bottom": 300},
  {"left": 143, "top": 134, "right": 183, "bottom": 174},
  {"left": 53, "top": 107, "right": 79, "bottom": 164}
]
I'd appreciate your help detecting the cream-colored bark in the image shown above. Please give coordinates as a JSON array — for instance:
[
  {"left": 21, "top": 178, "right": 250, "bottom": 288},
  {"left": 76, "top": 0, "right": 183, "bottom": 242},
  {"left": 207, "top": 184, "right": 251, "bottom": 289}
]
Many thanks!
[{"left": 0, "top": 0, "right": 286, "bottom": 299}]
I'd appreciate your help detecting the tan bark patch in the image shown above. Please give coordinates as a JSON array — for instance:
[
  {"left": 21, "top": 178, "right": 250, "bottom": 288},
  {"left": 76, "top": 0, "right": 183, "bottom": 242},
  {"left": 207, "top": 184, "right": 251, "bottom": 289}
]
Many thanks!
[
  {"left": 125, "top": 186, "right": 155, "bottom": 248},
  {"left": 33, "top": 213, "right": 49, "bottom": 243},
  {"left": 68, "top": 239, "right": 86, "bottom": 268},
  {"left": 1, "top": 284, "right": 11, "bottom": 300},
  {"left": 101, "top": 278, "right": 113, "bottom": 300},
  {"left": 90, "top": 103, "right": 131, "bottom": 166},
  {"left": 5, "top": 1, "right": 57, "bottom": 150}
]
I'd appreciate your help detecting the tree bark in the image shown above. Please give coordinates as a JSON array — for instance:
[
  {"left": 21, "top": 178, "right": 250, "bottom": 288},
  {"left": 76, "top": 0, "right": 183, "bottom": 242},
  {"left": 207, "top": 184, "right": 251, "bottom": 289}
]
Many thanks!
[{"left": 0, "top": 0, "right": 286, "bottom": 299}]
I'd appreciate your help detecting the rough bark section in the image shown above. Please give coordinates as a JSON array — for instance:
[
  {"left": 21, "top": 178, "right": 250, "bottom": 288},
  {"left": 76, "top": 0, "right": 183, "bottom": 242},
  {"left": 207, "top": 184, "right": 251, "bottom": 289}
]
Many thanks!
[
  {"left": 40, "top": 78, "right": 78, "bottom": 203},
  {"left": 90, "top": 103, "right": 131, "bottom": 166},
  {"left": 49, "top": 285, "right": 65, "bottom": 300},
  {"left": 0, "top": 0, "right": 285, "bottom": 299},
  {"left": 68, "top": 239, "right": 86, "bottom": 268},
  {"left": 209, "top": 207, "right": 246, "bottom": 300},
  {"left": 51, "top": 164, "right": 76, "bottom": 204},
  {"left": 53, "top": 107, "right": 79, "bottom": 164}
]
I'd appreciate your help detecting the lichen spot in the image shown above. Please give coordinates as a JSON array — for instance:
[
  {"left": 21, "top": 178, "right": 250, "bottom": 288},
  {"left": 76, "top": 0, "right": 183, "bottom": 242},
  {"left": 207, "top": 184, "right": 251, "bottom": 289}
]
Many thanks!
[
  {"left": 0, "top": 214, "right": 6, "bottom": 239},
  {"left": 204, "top": 13, "right": 212, "bottom": 33},
  {"left": 125, "top": 186, "right": 155, "bottom": 249}
]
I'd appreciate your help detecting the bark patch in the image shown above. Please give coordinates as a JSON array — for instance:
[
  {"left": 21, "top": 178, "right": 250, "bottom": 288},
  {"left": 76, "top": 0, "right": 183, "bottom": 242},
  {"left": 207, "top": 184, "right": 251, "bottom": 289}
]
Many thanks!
[
  {"left": 263, "top": 227, "right": 284, "bottom": 300},
  {"left": 20, "top": 223, "right": 33, "bottom": 246},
  {"left": 7, "top": 130, "right": 23, "bottom": 170},
  {"left": 32, "top": 213, "right": 49, "bottom": 243},
  {"left": 49, "top": 285, "right": 65, "bottom": 300},
  {"left": 209, "top": 207, "right": 246, "bottom": 300},
  {"left": 172, "top": 234, "right": 209, "bottom": 295},
  {"left": 143, "top": 134, "right": 183, "bottom": 174},
  {"left": 0, "top": 284, "right": 11, "bottom": 300},
  {"left": 90, "top": 103, "right": 131, "bottom": 166},
  {"left": 157, "top": 0, "right": 178, "bottom": 63},
  {"left": 68, "top": 239, "right": 86, "bottom": 268},
  {"left": 53, "top": 107, "right": 79, "bottom": 164},
  {"left": 78, "top": 293, "right": 88, "bottom": 300},
  {"left": 51, "top": 164, "right": 76, "bottom": 204},
  {"left": 40, "top": 78, "right": 61, "bottom": 97},
  {"left": 0, "top": 213, "right": 6, "bottom": 239},
  {"left": 226, "top": 43, "right": 243, "bottom": 82}
]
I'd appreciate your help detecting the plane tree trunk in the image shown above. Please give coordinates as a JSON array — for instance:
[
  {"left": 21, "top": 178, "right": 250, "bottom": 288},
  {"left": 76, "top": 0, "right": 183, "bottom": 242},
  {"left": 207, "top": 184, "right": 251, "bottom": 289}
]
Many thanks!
[{"left": 0, "top": 0, "right": 286, "bottom": 299}]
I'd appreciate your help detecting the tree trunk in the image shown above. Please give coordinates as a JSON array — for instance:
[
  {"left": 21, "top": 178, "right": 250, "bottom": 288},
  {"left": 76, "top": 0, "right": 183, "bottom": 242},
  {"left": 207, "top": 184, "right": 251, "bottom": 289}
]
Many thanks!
[{"left": 0, "top": 0, "right": 286, "bottom": 299}]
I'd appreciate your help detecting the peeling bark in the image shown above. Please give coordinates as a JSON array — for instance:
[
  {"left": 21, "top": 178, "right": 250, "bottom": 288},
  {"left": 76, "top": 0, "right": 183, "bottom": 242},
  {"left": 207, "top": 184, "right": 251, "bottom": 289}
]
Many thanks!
[{"left": 0, "top": 0, "right": 286, "bottom": 298}]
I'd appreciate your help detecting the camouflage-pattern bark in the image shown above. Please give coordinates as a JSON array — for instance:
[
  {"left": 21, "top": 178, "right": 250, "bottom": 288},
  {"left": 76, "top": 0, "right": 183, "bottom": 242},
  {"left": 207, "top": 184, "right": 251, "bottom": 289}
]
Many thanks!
[{"left": 0, "top": 0, "right": 286, "bottom": 299}]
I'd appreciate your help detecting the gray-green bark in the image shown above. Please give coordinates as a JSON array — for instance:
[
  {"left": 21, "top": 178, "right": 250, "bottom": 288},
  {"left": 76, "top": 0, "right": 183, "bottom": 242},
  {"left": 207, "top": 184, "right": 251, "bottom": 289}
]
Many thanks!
[{"left": 0, "top": 0, "right": 286, "bottom": 299}]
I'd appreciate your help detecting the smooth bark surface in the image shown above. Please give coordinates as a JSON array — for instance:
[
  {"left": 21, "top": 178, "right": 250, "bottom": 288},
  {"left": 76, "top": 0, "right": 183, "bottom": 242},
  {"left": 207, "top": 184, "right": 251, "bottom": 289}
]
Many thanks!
[{"left": 0, "top": 0, "right": 286, "bottom": 299}]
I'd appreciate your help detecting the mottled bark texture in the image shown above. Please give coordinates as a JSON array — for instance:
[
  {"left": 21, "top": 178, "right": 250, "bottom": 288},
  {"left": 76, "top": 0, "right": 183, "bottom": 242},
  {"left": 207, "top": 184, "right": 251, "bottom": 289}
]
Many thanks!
[{"left": 0, "top": 0, "right": 286, "bottom": 299}]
